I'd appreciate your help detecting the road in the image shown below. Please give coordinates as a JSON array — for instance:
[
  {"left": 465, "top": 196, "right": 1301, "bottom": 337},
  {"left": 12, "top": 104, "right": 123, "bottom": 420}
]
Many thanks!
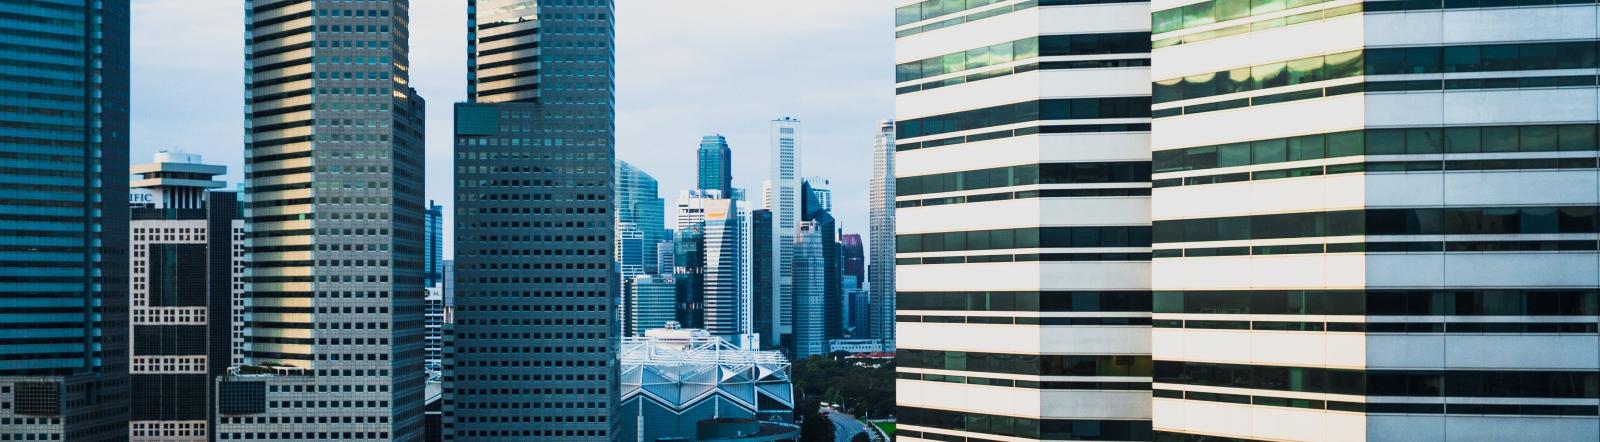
[{"left": 825, "top": 408, "right": 869, "bottom": 442}]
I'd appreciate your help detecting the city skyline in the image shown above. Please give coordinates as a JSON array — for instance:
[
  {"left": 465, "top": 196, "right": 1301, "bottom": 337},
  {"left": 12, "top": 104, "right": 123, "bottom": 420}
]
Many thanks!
[{"left": 128, "top": 0, "right": 893, "bottom": 257}]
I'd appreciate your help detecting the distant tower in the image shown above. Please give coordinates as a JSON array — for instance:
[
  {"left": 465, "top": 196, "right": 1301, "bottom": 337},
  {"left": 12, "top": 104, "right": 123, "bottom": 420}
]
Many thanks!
[
  {"left": 698, "top": 134, "right": 734, "bottom": 195},
  {"left": 768, "top": 117, "right": 802, "bottom": 349},
  {"left": 868, "top": 120, "right": 896, "bottom": 346}
]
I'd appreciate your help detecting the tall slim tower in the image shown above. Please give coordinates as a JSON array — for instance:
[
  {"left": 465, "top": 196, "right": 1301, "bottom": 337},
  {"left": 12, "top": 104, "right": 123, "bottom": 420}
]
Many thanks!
[
  {"left": 228, "top": 1, "right": 428, "bottom": 440},
  {"left": 1150, "top": 2, "right": 1600, "bottom": 440},
  {"left": 0, "top": 2, "right": 130, "bottom": 440},
  {"left": 892, "top": 0, "right": 1155, "bottom": 440},
  {"left": 868, "top": 120, "right": 897, "bottom": 346},
  {"left": 769, "top": 117, "right": 802, "bottom": 349},
  {"left": 452, "top": 0, "right": 619, "bottom": 439},
  {"left": 425, "top": 201, "right": 444, "bottom": 287},
  {"left": 698, "top": 134, "right": 734, "bottom": 196}
]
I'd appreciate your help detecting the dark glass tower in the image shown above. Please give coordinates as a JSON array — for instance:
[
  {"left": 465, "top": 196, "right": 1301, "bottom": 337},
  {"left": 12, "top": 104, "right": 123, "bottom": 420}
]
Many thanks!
[
  {"left": 0, "top": 2, "right": 130, "bottom": 440},
  {"left": 697, "top": 134, "right": 733, "bottom": 195},
  {"left": 425, "top": 201, "right": 444, "bottom": 287},
  {"left": 452, "top": 0, "right": 618, "bottom": 439}
]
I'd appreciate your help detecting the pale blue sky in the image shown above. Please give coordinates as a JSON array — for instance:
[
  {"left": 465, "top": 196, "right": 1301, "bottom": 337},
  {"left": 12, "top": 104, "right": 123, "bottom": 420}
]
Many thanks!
[{"left": 130, "top": 0, "right": 893, "bottom": 255}]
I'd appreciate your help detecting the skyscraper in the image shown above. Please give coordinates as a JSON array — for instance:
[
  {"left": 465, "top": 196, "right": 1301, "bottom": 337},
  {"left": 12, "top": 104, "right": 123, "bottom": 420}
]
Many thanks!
[
  {"left": 127, "top": 152, "right": 243, "bottom": 441},
  {"left": 225, "top": 1, "right": 429, "bottom": 440},
  {"left": 701, "top": 198, "right": 753, "bottom": 338},
  {"left": 841, "top": 234, "right": 865, "bottom": 291},
  {"left": 624, "top": 275, "right": 676, "bottom": 337},
  {"left": 792, "top": 221, "right": 827, "bottom": 359},
  {"left": 840, "top": 233, "right": 866, "bottom": 337},
  {"left": 769, "top": 117, "right": 802, "bottom": 349},
  {"left": 698, "top": 134, "right": 734, "bottom": 195},
  {"left": 426, "top": 201, "right": 445, "bottom": 287},
  {"left": 0, "top": 3, "right": 130, "bottom": 440},
  {"left": 868, "top": 120, "right": 897, "bottom": 346},
  {"left": 751, "top": 209, "right": 777, "bottom": 346},
  {"left": 892, "top": 0, "right": 1155, "bottom": 440},
  {"left": 801, "top": 178, "right": 845, "bottom": 342},
  {"left": 452, "top": 0, "right": 618, "bottom": 439},
  {"left": 617, "top": 160, "right": 666, "bottom": 272},
  {"left": 1149, "top": 3, "right": 1600, "bottom": 441}
]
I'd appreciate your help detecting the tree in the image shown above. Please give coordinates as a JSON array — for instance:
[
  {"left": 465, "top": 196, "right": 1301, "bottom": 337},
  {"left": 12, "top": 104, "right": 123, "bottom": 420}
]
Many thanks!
[{"left": 800, "top": 409, "right": 835, "bottom": 442}]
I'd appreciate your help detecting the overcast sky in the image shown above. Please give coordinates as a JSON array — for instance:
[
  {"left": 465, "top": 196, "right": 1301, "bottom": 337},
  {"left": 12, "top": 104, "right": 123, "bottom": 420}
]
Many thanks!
[{"left": 129, "top": 1, "right": 893, "bottom": 256}]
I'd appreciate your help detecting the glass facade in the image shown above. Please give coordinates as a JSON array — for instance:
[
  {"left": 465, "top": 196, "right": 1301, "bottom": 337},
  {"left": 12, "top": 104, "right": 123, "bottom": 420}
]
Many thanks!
[
  {"left": 0, "top": 1, "right": 130, "bottom": 440},
  {"left": 228, "top": 0, "right": 428, "bottom": 440},
  {"left": 452, "top": 0, "right": 618, "bottom": 439},
  {"left": 697, "top": 134, "right": 733, "bottom": 196}
]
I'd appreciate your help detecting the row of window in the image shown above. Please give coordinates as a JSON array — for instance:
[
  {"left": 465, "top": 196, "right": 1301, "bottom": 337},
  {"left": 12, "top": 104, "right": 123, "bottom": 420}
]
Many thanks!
[
  {"left": 898, "top": 290, "right": 1153, "bottom": 312},
  {"left": 1154, "top": 0, "right": 1599, "bottom": 37},
  {"left": 897, "top": 58, "right": 1152, "bottom": 95},
  {"left": 1154, "top": 50, "right": 1361, "bottom": 103},
  {"left": 897, "top": 252, "right": 1153, "bottom": 265},
  {"left": 898, "top": 161, "right": 1150, "bottom": 196},
  {"left": 896, "top": 0, "right": 1145, "bottom": 30},
  {"left": 1153, "top": 3, "right": 1361, "bottom": 49},
  {"left": 1155, "top": 361, "right": 1600, "bottom": 398},
  {"left": 1153, "top": 206, "right": 1600, "bottom": 244},
  {"left": 1157, "top": 239, "right": 1600, "bottom": 258},
  {"left": 897, "top": 187, "right": 1150, "bottom": 209},
  {"left": 1155, "top": 289, "right": 1600, "bottom": 316},
  {"left": 895, "top": 122, "right": 1151, "bottom": 152},
  {"left": 901, "top": 372, "right": 1153, "bottom": 391},
  {"left": 899, "top": 407, "right": 1152, "bottom": 441},
  {"left": 897, "top": 31, "right": 1149, "bottom": 83},
  {"left": 1153, "top": 79, "right": 1361, "bottom": 118},
  {"left": 897, "top": 0, "right": 1020, "bottom": 26},
  {"left": 900, "top": 349, "right": 1152, "bottom": 376},
  {"left": 1158, "top": 318, "right": 1600, "bottom": 334},
  {"left": 1155, "top": 389, "right": 1366, "bottom": 414},
  {"left": 1156, "top": 124, "right": 1600, "bottom": 175},
  {"left": 898, "top": 226, "right": 1152, "bottom": 253},
  {"left": 900, "top": 315, "right": 1152, "bottom": 326},
  {"left": 1153, "top": 0, "right": 1341, "bottom": 34},
  {"left": 1158, "top": 390, "right": 1600, "bottom": 417},
  {"left": 1164, "top": 156, "right": 1600, "bottom": 187},
  {"left": 1156, "top": 41, "right": 1598, "bottom": 104},
  {"left": 898, "top": 97, "right": 1152, "bottom": 140},
  {"left": 897, "top": 0, "right": 1031, "bottom": 38}
]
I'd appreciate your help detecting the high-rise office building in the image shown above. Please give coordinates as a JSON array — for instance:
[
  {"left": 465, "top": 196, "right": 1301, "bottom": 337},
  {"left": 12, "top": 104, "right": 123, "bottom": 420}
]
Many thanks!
[
  {"left": 769, "top": 117, "right": 802, "bottom": 349},
  {"left": 425, "top": 201, "right": 445, "bottom": 287},
  {"left": 792, "top": 221, "right": 829, "bottom": 359},
  {"left": 842, "top": 234, "right": 865, "bottom": 290},
  {"left": 617, "top": 160, "right": 666, "bottom": 272},
  {"left": 1148, "top": 3, "right": 1600, "bottom": 441},
  {"left": 801, "top": 179, "right": 845, "bottom": 342},
  {"left": 0, "top": 2, "right": 130, "bottom": 441},
  {"left": 225, "top": 1, "right": 429, "bottom": 440},
  {"left": 892, "top": 0, "right": 1155, "bottom": 440},
  {"left": 616, "top": 223, "right": 646, "bottom": 283},
  {"left": 751, "top": 209, "right": 777, "bottom": 346},
  {"left": 624, "top": 275, "right": 676, "bottom": 337},
  {"left": 452, "top": 0, "right": 619, "bottom": 439},
  {"left": 701, "top": 198, "right": 752, "bottom": 337},
  {"left": 673, "top": 225, "right": 706, "bottom": 329},
  {"left": 869, "top": 120, "right": 897, "bottom": 346},
  {"left": 698, "top": 134, "right": 734, "bottom": 195},
  {"left": 126, "top": 153, "right": 243, "bottom": 441},
  {"left": 655, "top": 239, "right": 675, "bottom": 280}
]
